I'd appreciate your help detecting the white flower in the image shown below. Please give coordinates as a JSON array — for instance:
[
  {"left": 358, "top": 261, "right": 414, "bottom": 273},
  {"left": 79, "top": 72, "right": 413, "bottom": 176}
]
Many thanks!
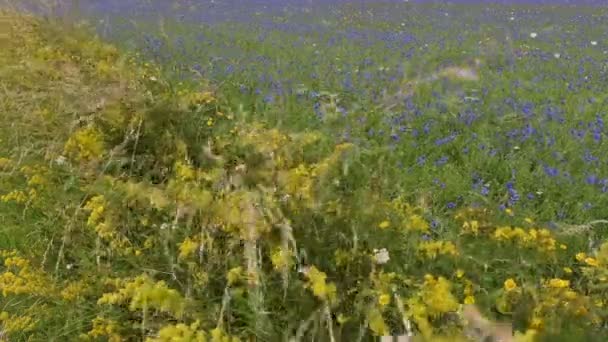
[
  {"left": 149, "top": 76, "right": 157, "bottom": 81},
  {"left": 554, "top": 53, "right": 561, "bottom": 59},
  {"left": 373, "top": 248, "right": 390, "bottom": 265},
  {"left": 591, "top": 41, "right": 598, "bottom": 46},
  {"left": 530, "top": 32, "right": 537, "bottom": 38},
  {"left": 54, "top": 155, "right": 67, "bottom": 166},
  {"left": 509, "top": 16, "right": 515, "bottom": 21}
]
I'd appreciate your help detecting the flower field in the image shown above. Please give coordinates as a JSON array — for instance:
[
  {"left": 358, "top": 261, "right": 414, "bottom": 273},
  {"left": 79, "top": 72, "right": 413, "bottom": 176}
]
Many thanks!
[{"left": 1, "top": 1, "right": 608, "bottom": 340}]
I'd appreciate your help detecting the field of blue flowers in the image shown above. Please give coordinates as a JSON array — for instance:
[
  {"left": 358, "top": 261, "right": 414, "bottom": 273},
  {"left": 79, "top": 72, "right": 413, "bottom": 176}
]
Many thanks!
[{"left": 1, "top": 0, "right": 608, "bottom": 341}]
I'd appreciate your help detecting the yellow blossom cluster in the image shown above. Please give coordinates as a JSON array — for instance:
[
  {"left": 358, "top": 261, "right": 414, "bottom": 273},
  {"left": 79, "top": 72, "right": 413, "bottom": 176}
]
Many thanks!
[
  {"left": 418, "top": 240, "right": 459, "bottom": 259},
  {"left": 492, "top": 226, "right": 558, "bottom": 252},
  {"left": 0, "top": 251, "right": 55, "bottom": 297},
  {"left": 0, "top": 312, "right": 36, "bottom": 334},
  {"left": 303, "top": 266, "right": 337, "bottom": 303},
  {"left": 63, "top": 127, "right": 105, "bottom": 162},
  {"left": 98, "top": 274, "right": 186, "bottom": 318},
  {"left": 81, "top": 317, "right": 122, "bottom": 342},
  {"left": 407, "top": 275, "right": 460, "bottom": 338}
]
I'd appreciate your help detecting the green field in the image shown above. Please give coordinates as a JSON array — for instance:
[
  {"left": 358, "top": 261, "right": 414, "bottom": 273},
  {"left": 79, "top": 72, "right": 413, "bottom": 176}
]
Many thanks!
[{"left": 1, "top": 1, "right": 608, "bottom": 341}]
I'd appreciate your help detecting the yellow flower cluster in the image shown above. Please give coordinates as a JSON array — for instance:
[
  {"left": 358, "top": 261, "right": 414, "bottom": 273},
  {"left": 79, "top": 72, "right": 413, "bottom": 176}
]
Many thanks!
[
  {"left": 0, "top": 312, "right": 36, "bottom": 334},
  {"left": 178, "top": 237, "right": 199, "bottom": 260},
  {"left": 492, "top": 226, "right": 557, "bottom": 252},
  {"left": 60, "top": 280, "right": 89, "bottom": 302},
  {"left": 63, "top": 127, "right": 105, "bottom": 162},
  {"left": 0, "top": 251, "right": 54, "bottom": 297},
  {"left": 81, "top": 317, "right": 122, "bottom": 342},
  {"left": 148, "top": 321, "right": 207, "bottom": 342},
  {"left": 270, "top": 246, "right": 293, "bottom": 270},
  {"left": 418, "top": 240, "right": 459, "bottom": 259},
  {"left": 303, "top": 266, "right": 337, "bottom": 303},
  {"left": 0, "top": 189, "right": 28, "bottom": 203},
  {"left": 408, "top": 275, "right": 460, "bottom": 338},
  {"left": 175, "top": 160, "right": 197, "bottom": 182},
  {"left": 226, "top": 267, "right": 243, "bottom": 286},
  {"left": 85, "top": 195, "right": 106, "bottom": 227},
  {"left": 98, "top": 274, "right": 186, "bottom": 318}
]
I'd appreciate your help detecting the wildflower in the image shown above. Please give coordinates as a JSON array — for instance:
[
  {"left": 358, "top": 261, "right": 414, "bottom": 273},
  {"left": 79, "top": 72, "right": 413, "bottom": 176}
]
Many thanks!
[
  {"left": 585, "top": 257, "right": 599, "bottom": 267},
  {"left": 563, "top": 267, "right": 573, "bottom": 274},
  {"left": 530, "top": 317, "right": 543, "bottom": 329},
  {"left": 407, "top": 214, "right": 429, "bottom": 232},
  {"left": 548, "top": 278, "right": 570, "bottom": 288},
  {"left": 530, "top": 32, "right": 538, "bottom": 38},
  {"left": 378, "top": 293, "right": 391, "bottom": 307},
  {"left": 226, "top": 267, "right": 243, "bottom": 286},
  {"left": 504, "top": 278, "right": 517, "bottom": 292},
  {"left": 373, "top": 248, "right": 390, "bottom": 265},
  {"left": 456, "top": 269, "right": 465, "bottom": 279},
  {"left": 178, "top": 237, "right": 198, "bottom": 260},
  {"left": 378, "top": 220, "right": 390, "bottom": 229},
  {"left": 591, "top": 41, "right": 598, "bottom": 46},
  {"left": 504, "top": 208, "right": 514, "bottom": 216},
  {"left": 576, "top": 252, "right": 587, "bottom": 262},
  {"left": 464, "top": 295, "right": 475, "bottom": 304},
  {"left": 303, "top": 266, "right": 337, "bottom": 303}
]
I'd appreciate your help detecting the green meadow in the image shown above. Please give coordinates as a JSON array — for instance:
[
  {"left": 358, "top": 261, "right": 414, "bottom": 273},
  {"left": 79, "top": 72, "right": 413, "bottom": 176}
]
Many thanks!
[{"left": 1, "top": 1, "right": 608, "bottom": 340}]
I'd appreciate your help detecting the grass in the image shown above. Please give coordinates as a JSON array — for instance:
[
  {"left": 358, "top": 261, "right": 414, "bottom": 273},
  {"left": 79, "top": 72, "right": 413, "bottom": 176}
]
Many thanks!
[{"left": 1, "top": 1, "right": 608, "bottom": 341}]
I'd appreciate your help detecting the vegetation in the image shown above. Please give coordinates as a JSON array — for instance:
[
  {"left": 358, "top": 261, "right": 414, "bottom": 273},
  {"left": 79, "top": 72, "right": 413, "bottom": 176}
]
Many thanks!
[{"left": 1, "top": 2, "right": 608, "bottom": 341}]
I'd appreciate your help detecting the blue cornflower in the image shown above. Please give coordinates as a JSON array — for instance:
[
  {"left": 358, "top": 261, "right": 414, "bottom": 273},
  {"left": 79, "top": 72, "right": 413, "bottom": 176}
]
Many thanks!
[
  {"left": 435, "top": 133, "right": 457, "bottom": 146},
  {"left": 416, "top": 155, "right": 426, "bottom": 166},
  {"left": 435, "top": 156, "right": 448, "bottom": 167},
  {"left": 544, "top": 165, "right": 559, "bottom": 177},
  {"left": 586, "top": 174, "right": 598, "bottom": 185}
]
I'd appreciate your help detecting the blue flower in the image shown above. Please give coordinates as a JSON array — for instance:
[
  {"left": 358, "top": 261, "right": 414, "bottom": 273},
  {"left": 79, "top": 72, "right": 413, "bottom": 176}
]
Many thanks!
[
  {"left": 435, "top": 155, "right": 448, "bottom": 167},
  {"left": 416, "top": 155, "right": 426, "bottom": 166},
  {"left": 544, "top": 165, "right": 559, "bottom": 177},
  {"left": 435, "top": 132, "right": 457, "bottom": 146},
  {"left": 586, "top": 174, "right": 598, "bottom": 185}
]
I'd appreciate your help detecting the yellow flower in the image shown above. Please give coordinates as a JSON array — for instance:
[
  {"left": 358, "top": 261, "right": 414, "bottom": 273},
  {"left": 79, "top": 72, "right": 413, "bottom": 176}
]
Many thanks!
[
  {"left": 407, "top": 214, "right": 429, "bottom": 232},
  {"left": 530, "top": 317, "right": 543, "bottom": 329},
  {"left": 337, "top": 314, "right": 350, "bottom": 324},
  {"left": 178, "top": 237, "right": 198, "bottom": 260},
  {"left": 548, "top": 278, "right": 570, "bottom": 289},
  {"left": 456, "top": 269, "right": 465, "bottom": 279},
  {"left": 226, "top": 267, "right": 243, "bottom": 286},
  {"left": 378, "top": 293, "right": 391, "bottom": 307},
  {"left": 505, "top": 208, "right": 514, "bottom": 216},
  {"left": 524, "top": 217, "right": 534, "bottom": 224},
  {"left": 576, "top": 252, "right": 587, "bottom": 262},
  {"left": 504, "top": 278, "right": 517, "bottom": 292},
  {"left": 585, "top": 257, "right": 599, "bottom": 267},
  {"left": 378, "top": 220, "right": 391, "bottom": 229},
  {"left": 563, "top": 267, "right": 573, "bottom": 274},
  {"left": 464, "top": 295, "right": 475, "bottom": 304}
]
